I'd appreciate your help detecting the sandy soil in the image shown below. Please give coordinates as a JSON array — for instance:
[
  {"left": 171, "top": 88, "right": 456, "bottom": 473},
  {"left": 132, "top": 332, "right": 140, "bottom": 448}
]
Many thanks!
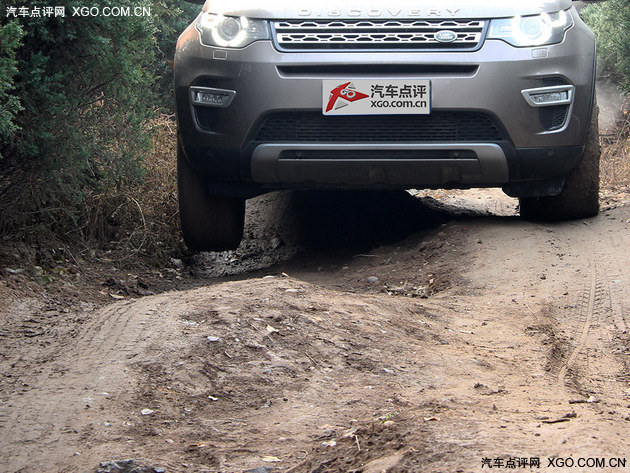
[{"left": 1, "top": 188, "right": 630, "bottom": 473}]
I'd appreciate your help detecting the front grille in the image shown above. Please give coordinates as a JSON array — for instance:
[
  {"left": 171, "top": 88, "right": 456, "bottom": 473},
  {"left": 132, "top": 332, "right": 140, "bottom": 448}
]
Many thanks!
[
  {"left": 253, "top": 112, "right": 506, "bottom": 143},
  {"left": 273, "top": 19, "right": 486, "bottom": 51}
]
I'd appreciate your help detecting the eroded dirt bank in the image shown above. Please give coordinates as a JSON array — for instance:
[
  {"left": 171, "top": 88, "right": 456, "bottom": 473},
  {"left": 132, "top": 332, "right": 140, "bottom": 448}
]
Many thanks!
[{"left": 1, "top": 189, "right": 630, "bottom": 473}]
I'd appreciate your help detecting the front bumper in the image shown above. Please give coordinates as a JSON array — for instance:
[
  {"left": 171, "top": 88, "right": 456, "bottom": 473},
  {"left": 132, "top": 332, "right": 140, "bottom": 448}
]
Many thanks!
[
  {"left": 251, "top": 143, "right": 509, "bottom": 187},
  {"left": 174, "top": 18, "right": 596, "bottom": 194}
]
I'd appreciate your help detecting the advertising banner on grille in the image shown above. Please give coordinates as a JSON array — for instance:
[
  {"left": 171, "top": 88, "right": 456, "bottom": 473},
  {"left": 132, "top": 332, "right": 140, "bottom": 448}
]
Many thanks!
[{"left": 323, "top": 79, "right": 431, "bottom": 116}]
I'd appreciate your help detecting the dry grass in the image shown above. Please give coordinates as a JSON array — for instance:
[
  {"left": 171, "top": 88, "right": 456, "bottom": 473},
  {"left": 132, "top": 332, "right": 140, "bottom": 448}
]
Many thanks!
[
  {"left": 0, "top": 115, "right": 183, "bottom": 272},
  {"left": 80, "top": 114, "right": 183, "bottom": 262},
  {"left": 600, "top": 116, "right": 630, "bottom": 189}
]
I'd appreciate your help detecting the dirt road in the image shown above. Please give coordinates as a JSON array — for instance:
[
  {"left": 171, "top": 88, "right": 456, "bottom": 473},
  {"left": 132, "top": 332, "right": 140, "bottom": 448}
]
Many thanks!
[{"left": 1, "top": 189, "right": 629, "bottom": 473}]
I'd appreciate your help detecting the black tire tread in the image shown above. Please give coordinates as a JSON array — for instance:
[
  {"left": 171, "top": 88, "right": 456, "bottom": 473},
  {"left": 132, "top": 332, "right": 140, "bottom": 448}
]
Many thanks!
[
  {"left": 177, "top": 143, "right": 245, "bottom": 251},
  {"left": 519, "top": 99, "right": 600, "bottom": 221}
]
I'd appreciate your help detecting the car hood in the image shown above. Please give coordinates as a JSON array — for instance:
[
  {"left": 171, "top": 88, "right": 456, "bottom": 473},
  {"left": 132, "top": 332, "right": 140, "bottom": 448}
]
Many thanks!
[{"left": 203, "top": 0, "right": 574, "bottom": 19}]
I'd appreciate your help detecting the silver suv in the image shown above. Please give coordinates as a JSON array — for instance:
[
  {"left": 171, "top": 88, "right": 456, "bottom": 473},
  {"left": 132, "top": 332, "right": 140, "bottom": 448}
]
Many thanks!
[{"left": 175, "top": 0, "right": 600, "bottom": 251}]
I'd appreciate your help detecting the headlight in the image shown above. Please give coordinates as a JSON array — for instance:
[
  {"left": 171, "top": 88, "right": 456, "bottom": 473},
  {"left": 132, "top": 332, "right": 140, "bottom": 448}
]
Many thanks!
[
  {"left": 196, "top": 12, "right": 270, "bottom": 48},
  {"left": 488, "top": 10, "right": 573, "bottom": 47}
]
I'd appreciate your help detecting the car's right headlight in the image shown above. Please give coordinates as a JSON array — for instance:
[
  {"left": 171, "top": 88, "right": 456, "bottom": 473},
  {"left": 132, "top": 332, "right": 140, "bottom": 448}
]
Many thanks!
[
  {"left": 196, "top": 12, "right": 270, "bottom": 48},
  {"left": 488, "top": 10, "right": 574, "bottom": 47}
]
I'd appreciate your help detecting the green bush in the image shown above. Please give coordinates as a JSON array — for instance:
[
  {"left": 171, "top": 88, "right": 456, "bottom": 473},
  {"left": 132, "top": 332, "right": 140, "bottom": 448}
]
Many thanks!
[
  {"left": 582, "top": 0, "right": 630, "bottom": 92},
  {"left": 0, "top": 0, "right": 198, "bottom": 241},
  {"left": 0, "top": 21, "right": 23, "bottom": 148},
  {"left": 151, "top": 0, "right": 200, "bottom": 110}
]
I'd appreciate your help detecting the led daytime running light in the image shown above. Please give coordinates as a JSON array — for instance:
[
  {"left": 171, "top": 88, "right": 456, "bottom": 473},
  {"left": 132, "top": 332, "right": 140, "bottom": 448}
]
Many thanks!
[
  {"left": 488, "top": 9, "right": 573, "bottom": 47},
  {"left": 196, "top": 12, "right": 270, "bottom": 48}
]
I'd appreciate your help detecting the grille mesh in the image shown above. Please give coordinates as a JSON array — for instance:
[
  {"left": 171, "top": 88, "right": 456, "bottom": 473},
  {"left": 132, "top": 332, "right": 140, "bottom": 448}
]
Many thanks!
[
  {"left": 540, "top": 105, "right": 569, "bottom": 131},
  {"left": 253, "top": 112, "right": 505, "bottom": 143},
  {"left": 273, "top": 19, "right": 485, "bottom": 50},
  {"left": 552, "top": 107, "right": 569, "bottom": 129}
]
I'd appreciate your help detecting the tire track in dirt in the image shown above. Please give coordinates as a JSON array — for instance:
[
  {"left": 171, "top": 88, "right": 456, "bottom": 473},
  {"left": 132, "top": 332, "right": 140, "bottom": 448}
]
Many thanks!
[
  {"left": 600, "top": 231, "right": 630, "bottom": 390},
  {"left": 411, "top": 202, "right": 630, "bottom": 471},
  {"left": 552, "top": 215, "right": 630, "bottom": 405},
  {"left": 557, "top": 265, "right": 608, "bottom": 387},
  {"left": 602, "top": 258, "right": 629, "bottom": 336},
  {"left": 0, "top": 294, "right": 182, "bottom": 471}
]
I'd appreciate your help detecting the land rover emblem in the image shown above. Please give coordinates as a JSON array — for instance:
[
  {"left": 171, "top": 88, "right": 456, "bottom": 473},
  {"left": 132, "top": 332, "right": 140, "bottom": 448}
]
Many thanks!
[{"left": 435, "top": 30, "right": 458, "bottom": 43}]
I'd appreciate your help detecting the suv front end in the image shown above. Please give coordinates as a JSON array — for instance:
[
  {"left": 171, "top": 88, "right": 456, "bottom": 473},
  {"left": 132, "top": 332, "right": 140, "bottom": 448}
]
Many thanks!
[{"left": 174, "top": 0, "right": 599, "bottom": 251}]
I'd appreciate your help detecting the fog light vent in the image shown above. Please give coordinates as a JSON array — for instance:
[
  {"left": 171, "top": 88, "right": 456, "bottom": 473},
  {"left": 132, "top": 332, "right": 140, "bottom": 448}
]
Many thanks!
[
  {"left": 190, "top": 86, "right": 236, "bottom": 108},
  {"left": 521, "top": 85, "right": 574, "bottom": 108}
]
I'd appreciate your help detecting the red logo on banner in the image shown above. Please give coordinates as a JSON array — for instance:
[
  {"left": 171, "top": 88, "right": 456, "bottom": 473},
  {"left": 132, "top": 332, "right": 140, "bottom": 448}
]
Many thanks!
[{"left": 326, "top": 82, "right": 369, "bottom": 112}]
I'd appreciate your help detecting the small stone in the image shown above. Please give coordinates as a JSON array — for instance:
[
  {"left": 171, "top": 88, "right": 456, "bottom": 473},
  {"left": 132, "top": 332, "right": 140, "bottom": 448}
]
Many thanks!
[
  {"left": 170, "top": 258, "right": 184, "bottom": 270},
  {"left": 141, "top": 409, "right": 154, "bottom": 416},
  {"left": 367, "top": 276, "right": 379, "bottom": 284},
  {"left": 207, "top": 336, "right": 220, "bottom": 342},
  {"left": 97, "top": 460, "right": 156, "bottom": 473}
]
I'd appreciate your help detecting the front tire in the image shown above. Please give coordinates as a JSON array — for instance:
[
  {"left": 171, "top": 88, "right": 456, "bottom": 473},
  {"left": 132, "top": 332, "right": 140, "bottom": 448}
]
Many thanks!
[
  {"left": 177, "top": 142, "right": 245, "bottom": 251},
  {"left": 519, "top": 100, "right": 600, "bottom": 221}
]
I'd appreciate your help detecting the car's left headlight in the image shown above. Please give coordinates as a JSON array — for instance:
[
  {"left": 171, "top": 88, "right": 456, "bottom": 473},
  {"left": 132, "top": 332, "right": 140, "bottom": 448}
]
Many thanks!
[
  {"left": 488, "top": 10, "right": 574, "bottom": 47},
  {"left": 196, "top": 12, "right": 270, "bottom": 48}
]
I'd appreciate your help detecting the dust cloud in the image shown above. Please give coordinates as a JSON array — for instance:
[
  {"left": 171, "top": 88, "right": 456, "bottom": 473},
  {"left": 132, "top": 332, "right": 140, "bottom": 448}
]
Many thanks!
[{"left": 597, "top": 79, "right": 626, "bottom": 133}]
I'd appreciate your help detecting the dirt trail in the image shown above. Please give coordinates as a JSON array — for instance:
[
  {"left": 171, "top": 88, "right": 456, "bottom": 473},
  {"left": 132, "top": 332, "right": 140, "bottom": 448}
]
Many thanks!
[{"left": 1, "top": 189, "right": 629, "bottom": 473}]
